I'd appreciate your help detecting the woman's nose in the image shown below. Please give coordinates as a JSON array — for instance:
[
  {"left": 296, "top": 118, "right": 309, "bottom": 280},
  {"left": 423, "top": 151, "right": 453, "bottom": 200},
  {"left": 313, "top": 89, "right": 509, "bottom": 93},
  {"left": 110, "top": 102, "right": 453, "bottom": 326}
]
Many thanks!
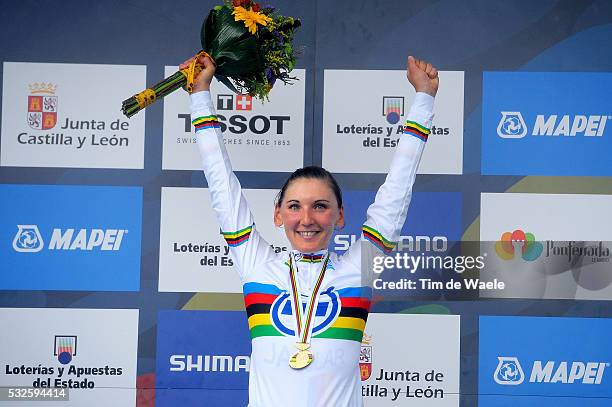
[{"left": 300, "top": 209, "right": 314, "bottom": 225}]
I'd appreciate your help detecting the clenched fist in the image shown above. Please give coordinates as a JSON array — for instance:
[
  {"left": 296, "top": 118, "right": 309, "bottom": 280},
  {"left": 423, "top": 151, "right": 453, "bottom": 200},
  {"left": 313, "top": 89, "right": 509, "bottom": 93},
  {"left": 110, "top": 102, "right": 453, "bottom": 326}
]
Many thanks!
[{"left": 407, "top": 56, "right": 439, "bottom": 97}]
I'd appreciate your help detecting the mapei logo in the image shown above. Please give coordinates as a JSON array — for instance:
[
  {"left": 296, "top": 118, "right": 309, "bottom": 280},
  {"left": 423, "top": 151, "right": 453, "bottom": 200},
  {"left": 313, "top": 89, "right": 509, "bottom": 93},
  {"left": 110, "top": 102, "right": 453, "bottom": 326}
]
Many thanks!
[
  {"left": 13, "top": 225, "right": 128, "bottom": 252},
  {"left": 13, "top": 225, "right": 44, "bottom": 252},
  {"left": 495, "top": 229, "right": 543, "bottom": 261},
  {"left": 216, "top": 94, "right": 253, "bottom": 111},
  {"left": 270, "top": 287, "right": 341, "bottom": 336},
  {"left": 495, "top": 356, "right": 609, "bottom": 385},
  {"left": 498, "top": 111, "right": 610, "bottom": 138},
  {"left": 360, "top": 333, "right": 373, "bottom": 381},
  {"left": 27, "top": 82, "right": 58, "bottom": 130},
  {"left": 494, "top": 356, "right": 524, "bottom": 385},
  {"left": 382, "top": 96, "right": 405, "bottom": 125},
  {"left": 54, "top": 335, "right": 77, "bottom": 365}
]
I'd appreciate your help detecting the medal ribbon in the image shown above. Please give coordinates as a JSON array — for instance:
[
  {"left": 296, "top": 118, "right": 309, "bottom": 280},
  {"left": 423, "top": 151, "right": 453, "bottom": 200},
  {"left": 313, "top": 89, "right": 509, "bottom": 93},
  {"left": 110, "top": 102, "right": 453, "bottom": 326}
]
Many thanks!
[{"left": 288, "top": 253, "right": 330, "bottom": 344}]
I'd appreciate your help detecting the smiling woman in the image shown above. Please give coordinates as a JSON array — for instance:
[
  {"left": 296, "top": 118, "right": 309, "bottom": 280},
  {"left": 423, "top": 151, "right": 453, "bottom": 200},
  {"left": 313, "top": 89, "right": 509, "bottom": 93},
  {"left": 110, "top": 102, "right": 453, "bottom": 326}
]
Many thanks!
[
  {"left": 186, "top": 53, "right": 438, "bottom": 407},
  {"left": 273, "top": 166, "right": 345, "bottom": 253}
]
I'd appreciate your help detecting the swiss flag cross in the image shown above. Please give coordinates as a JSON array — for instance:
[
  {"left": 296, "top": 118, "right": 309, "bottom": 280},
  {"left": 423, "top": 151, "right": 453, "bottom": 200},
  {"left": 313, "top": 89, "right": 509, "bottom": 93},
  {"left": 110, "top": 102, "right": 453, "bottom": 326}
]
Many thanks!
[{"left": 236, "top": 95, "right": 252, "bottom": 111}]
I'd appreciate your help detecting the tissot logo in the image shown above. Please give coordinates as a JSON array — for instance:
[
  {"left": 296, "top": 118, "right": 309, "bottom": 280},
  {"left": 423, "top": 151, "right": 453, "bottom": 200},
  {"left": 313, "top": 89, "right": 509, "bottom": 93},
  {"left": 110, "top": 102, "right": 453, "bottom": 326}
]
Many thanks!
[{"left": 216, "top": 94, "right": 253, "bottom": 111}]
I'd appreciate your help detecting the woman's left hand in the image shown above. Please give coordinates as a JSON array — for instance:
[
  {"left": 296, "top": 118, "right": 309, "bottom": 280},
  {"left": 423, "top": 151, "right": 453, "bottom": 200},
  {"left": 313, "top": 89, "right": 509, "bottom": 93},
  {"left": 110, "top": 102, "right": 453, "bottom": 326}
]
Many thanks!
[{"left": 406, "top": 56, "right": 439, "bottom": 97}]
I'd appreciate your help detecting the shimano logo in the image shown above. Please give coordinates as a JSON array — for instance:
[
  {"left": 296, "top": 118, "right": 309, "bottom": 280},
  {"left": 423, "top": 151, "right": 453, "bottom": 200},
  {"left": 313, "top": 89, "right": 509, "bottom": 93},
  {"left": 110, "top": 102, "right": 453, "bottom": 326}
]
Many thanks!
[
  {"left": 334, "top": 234, "right": 448, "bottom": 252},
  {"left": 498, "top": 112, "right": 609, "bottom": 138},
  {"left": 13, "top": 226, "right": 128, "bottom": 252},
  {"left": 169, "top": 355, "right": 250, "bottom": 372},
  {"left": 495, "top": 357, "right": 609, "bottom": 385}
]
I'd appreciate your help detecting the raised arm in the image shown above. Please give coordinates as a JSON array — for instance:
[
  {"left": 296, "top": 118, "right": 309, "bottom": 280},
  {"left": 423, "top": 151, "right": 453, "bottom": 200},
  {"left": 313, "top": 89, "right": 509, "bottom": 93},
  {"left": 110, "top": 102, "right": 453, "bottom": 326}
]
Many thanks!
[
  {"left": 187, "top": 55, "right": 275, "bottom": 279},
  {"left": 342, "top": 56, "right": 438, "bottom": 265}
]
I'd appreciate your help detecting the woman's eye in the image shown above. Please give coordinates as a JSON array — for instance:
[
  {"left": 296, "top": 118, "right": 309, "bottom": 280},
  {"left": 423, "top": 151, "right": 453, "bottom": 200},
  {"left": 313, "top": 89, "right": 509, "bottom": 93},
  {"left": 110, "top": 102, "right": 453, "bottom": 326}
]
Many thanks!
[
  {"left": 314, "top": 203, "right": 328, "bottom": 210},
  {"left": 288, "top": 204, "right": 300, "bottom": 210}
]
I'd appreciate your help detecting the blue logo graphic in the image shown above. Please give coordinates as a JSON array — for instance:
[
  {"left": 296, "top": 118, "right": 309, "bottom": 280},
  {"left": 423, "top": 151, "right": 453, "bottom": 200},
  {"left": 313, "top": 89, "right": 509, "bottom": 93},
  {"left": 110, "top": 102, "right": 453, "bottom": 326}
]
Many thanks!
[
  {"left": 482, "top": 72, "right": 612, "bottom": 175},
  {"left": 494, "top": 356, "right": 524, "bottom": 385},
  {"left": 156, "top": 311, "right": 251, "bottom": 407},
  {"left": 497, "top": 112, "right": 527, "bottom": 138},
  {"left": 270, "top": 287, "right": 340, "bottom": 336},
  {"left": 479, "top": 316, "right": 612, "bottom": 406},
  {"left": 0, "top": 184, "right": 142, "bottom": 291},
  {"left": 13, "top": 225, "right": 44, "bottom": 252}
]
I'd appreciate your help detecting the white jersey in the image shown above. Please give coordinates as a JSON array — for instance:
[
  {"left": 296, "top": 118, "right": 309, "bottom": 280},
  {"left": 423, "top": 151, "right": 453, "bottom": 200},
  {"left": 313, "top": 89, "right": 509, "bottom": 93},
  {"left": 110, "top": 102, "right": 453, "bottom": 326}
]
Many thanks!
[{"left": 191, "top": 90, "right": 433, "bottom": 407}]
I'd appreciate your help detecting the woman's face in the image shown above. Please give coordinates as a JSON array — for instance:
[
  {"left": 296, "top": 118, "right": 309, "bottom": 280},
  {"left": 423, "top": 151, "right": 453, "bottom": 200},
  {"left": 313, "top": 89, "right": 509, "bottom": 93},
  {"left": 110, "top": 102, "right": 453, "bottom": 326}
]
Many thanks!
[{"left": 274, "top": 178, "right": 344, "bottom": 253}]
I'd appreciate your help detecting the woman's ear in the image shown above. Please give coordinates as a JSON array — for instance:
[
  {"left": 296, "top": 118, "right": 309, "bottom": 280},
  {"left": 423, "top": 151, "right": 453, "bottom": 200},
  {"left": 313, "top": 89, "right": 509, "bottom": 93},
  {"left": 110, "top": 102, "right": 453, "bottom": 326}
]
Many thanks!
[
  {"left": 336, "top": 207, "right": 345, "bottom": 229},
  {"left": 274, "top": 205, "right": 283, "bottom": 227}
]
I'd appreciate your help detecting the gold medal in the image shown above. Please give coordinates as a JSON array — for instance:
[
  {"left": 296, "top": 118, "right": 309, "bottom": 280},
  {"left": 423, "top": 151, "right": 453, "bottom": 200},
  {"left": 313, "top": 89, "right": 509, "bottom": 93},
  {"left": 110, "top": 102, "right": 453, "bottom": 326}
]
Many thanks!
[
  {"left": 289, "top": 343, "right": 313, "bottom": 369},
  {"left": 286, "top": 254, "right": 330, "bottom": 370}
]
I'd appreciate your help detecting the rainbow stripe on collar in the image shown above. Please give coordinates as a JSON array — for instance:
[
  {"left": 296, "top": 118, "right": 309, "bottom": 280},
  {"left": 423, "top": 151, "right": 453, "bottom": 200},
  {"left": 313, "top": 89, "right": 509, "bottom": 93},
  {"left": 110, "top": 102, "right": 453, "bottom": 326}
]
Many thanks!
[
  {"left": 192, "top": 115, "right": 220, "bottom": 131},
  {"left": 403, "top": 120, "right": 430, "bottom": 141},
  {"left": 298, "top": 253, "right": 325, "bottom": 263}
]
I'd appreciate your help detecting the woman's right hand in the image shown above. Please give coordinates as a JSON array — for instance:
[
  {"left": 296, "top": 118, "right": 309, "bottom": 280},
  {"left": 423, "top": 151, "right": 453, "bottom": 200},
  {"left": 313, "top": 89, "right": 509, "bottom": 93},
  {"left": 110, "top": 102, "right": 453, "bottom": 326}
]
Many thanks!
[{"left": 179, "top": 54, "right": 216, "bottom": 92}]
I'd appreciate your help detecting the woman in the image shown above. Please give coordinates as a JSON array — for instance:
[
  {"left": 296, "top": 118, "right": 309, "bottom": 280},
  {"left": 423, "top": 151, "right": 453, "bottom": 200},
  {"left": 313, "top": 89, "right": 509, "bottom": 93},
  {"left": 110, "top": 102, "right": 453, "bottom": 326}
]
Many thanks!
[{"left": 183, "top": 54, "right": 438, "bottom": 406}]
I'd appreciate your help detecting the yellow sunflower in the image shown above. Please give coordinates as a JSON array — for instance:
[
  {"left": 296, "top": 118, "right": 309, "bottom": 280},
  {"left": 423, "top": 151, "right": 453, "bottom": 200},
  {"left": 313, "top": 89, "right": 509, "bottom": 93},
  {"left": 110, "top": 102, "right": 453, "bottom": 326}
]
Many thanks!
[{"left": 233, "top": 6, "right": 272, "bottom": 34}]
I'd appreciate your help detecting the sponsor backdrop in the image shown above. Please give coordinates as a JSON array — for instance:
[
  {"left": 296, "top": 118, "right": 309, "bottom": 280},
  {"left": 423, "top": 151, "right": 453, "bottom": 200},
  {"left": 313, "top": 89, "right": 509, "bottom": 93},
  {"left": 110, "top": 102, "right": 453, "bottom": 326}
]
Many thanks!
[
  {"left": 0, "top": 308, "right": 139, "bottom": 406},
  {"left": 361, "top": 313, "right": 460, "bottom": 406},
  {"left": 479, "top": 316, "right": 612, "bottom": 406},
  {"left": 0, "top": 184, "right": 142, "bottom": 291},
  {"left": 163, "top": 67, "right": 306, "bottom": 172},
  {"left": 482, "top": 72, "right": 612, "bottom": 176},
  {"left": 1, "top": 62, "right": 146, "bottom": 169},
  {"left": 323, "top": 70, "right": 464, "bottom": 174},
  {"left": 1, "top": 1, "right": 611, "bottom": 406},
  {"left": 159, "top": 187, "right": 289, "bottom": 293}
]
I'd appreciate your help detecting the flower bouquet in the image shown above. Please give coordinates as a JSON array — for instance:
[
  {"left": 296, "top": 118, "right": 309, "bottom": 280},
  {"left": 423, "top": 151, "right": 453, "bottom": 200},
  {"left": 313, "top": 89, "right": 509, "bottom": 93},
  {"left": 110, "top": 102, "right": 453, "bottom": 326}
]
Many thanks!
[{"left": 121, "top": 0, "right": 301, "bottom": 118}]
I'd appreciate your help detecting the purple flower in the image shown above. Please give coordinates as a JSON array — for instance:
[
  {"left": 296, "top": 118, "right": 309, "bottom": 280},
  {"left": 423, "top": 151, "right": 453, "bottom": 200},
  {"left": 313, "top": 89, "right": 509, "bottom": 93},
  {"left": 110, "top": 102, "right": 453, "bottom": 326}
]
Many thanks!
[{"left": 265, "top": 68, "right": 277, "bottom": 86}]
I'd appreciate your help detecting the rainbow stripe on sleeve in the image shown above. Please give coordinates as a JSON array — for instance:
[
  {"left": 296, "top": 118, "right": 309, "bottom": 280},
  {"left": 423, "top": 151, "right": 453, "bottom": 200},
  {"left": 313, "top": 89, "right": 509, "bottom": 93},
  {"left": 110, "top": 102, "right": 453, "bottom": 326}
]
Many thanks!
[
  {"left": 192, "top": 115, "right": 220, "bottom": 131},
  {"left": 362, "top": 225, "right": 396, "bottom": 253},
  {"left": 222, "top": 225, "right": 253, "bottom": 247},
  {"left": 403, "top": 120, "right": 430, "bottom": 141}
]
